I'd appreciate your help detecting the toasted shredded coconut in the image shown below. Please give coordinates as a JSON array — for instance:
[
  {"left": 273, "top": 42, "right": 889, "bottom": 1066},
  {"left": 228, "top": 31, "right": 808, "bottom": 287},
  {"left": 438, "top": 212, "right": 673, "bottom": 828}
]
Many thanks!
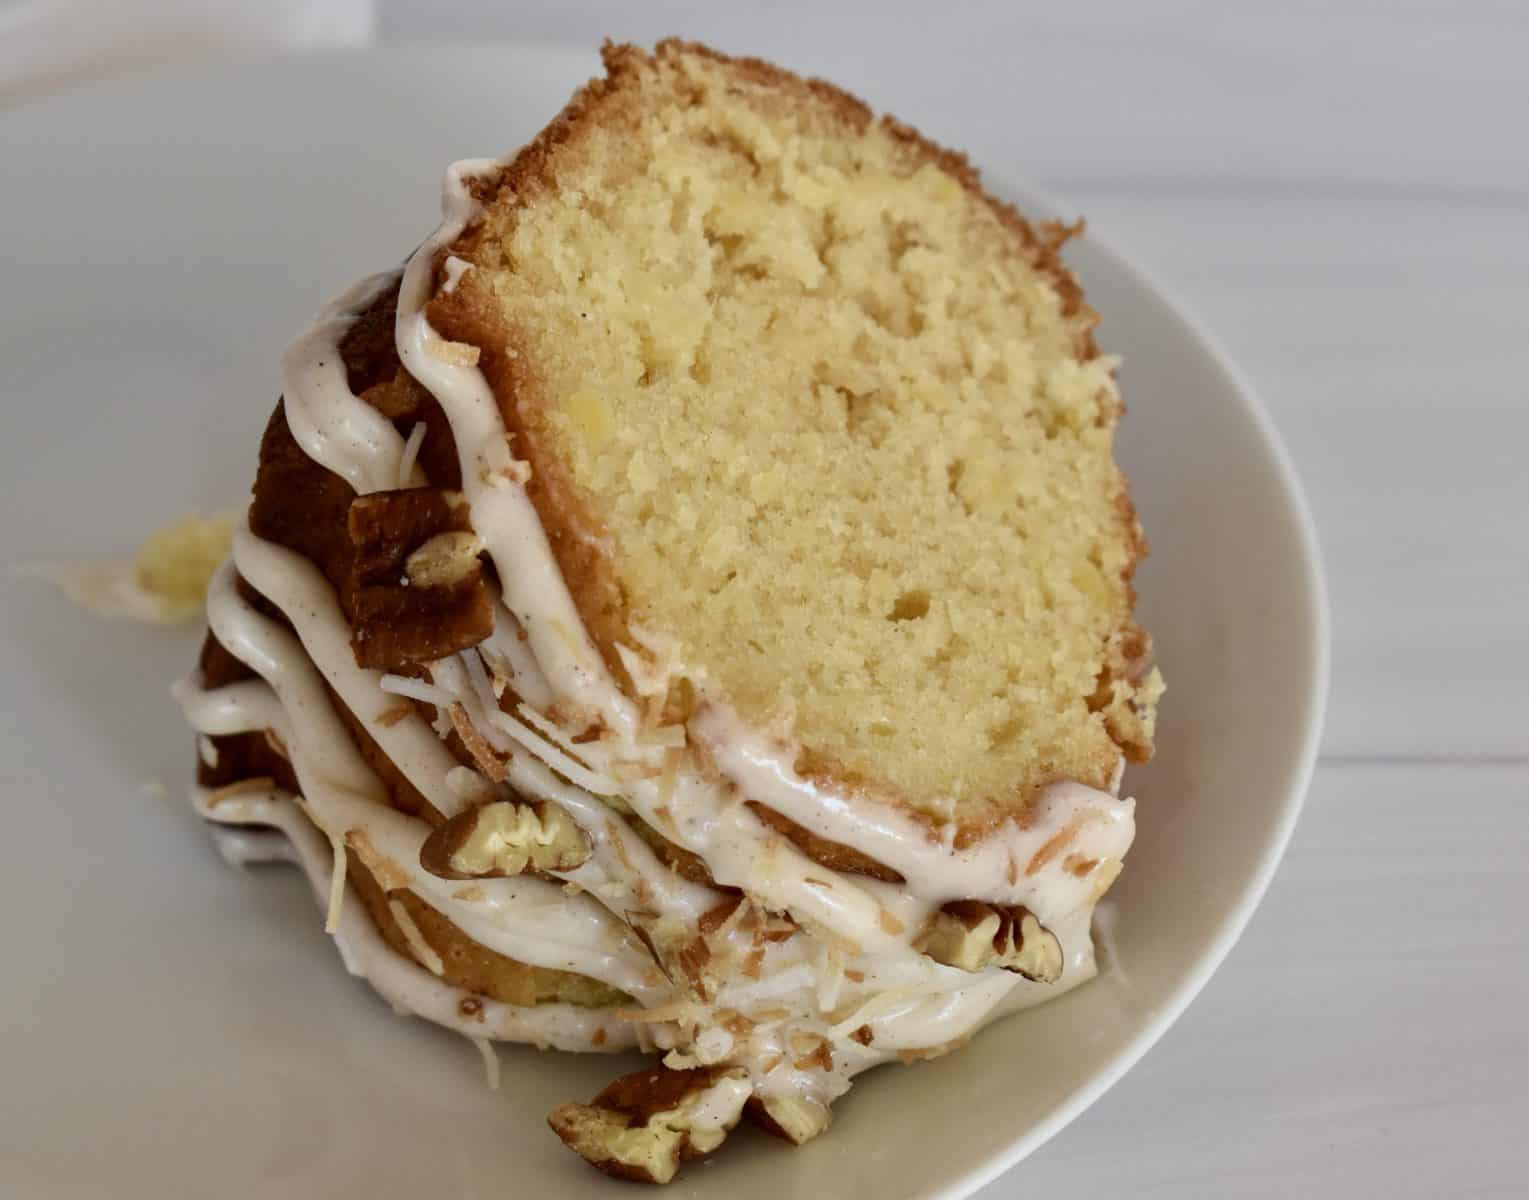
[
  {"left": 375, "top": 702, "right": 413, "bottom": 727},
  {"left": 484, "top": 706, "right": 619, "bottom": 796},
  {"left": 515, "top": 702, "right": 598, "bottom": 764},
  {"left": 815, "top": 942, "right": 846, "bottom": 1013},
  {"left": 616, "top": 1000, "right": 702, "bottom": 1025},
  {"left": 398, "top": 422, "right": 427, "bottom": 488},
  {"left": 388, "top": 898, "right": 445, "bottom": 976},
  {"left": 471, "top": 1035, "right": 501, "bottom": 1090},
  {"left": 347, "top": 828, "right": 410, "bottom": 891},
  {"left": 324, "top": 828, "right": 348, "bottom": 934},
  {"left": 478, "top": 646, "right": 512, "bottom": 698},
  {"left": 658, "top": 748, "right": 681, "bottom": 807},
  {"left": 196, "top": 735, "right": 219, "bottom": 768},
  {"left": 1027, "top": 813, "right": 1090, "bottom": 875},
  {"left": 646, "top": 724, "right": 688, "bottom": 749},
  {"left": 379, "top": 674, "right": 454, "bottom": 707},
  {"left": 447, "top": 703, "right": 510, "bottom": 781},
  {"left": 204, "top": 776, "right": 278, "bottom": 808}
]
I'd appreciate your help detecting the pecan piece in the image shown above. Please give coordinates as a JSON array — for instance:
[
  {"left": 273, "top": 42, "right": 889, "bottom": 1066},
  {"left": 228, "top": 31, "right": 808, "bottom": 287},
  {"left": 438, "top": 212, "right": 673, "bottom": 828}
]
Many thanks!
[
  {"left": 915, "top": 901, "right": 1063, "bottom": 982},
  {"left": 418, "top": 800, "right": 590, "bottom": 880},
  {"left": 548, "top": 1066, "right": 751, "bottom": 1184}
]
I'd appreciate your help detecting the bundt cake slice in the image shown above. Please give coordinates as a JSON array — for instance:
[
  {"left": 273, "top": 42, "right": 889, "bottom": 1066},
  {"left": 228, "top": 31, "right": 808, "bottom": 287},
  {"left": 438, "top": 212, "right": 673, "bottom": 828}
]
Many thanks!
[{"left": 175, "top": 39, "right": 1164, "bottom": 1185}]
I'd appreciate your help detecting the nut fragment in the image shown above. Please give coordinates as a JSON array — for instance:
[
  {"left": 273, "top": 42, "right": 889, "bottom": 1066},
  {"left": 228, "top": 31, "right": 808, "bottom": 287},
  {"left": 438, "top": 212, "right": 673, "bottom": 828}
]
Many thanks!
[
  {"left": 788, "top": 1030, "right": 834, "bottom": 1072},
  {"left": 403, "top": 530, "right": 484, "bottom": 588},
  {"left": 915, "top": 901, "right": 1064, "bottom": 983},
  {"left": 447, "top": 703, "right": 509, "bottom": 782},
  {"left": 418, "top": 799, "right": 590, "bottom": 880},
  {"left": 548, "top": 1066, "right": 751, "bottom": 1184},
  {"left": 745, "top": 1094, "right": 832, "bottom": 1146},
  {"left": 345, "top": 488, "right": 493, "bottom": 671},
  {"left": 628, "top": 911, "right": 717, "bottom": 1001}
]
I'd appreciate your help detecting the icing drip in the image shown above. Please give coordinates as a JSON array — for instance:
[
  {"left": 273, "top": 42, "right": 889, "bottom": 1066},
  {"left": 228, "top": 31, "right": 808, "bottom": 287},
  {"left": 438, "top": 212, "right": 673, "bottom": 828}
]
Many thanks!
[
  {"left": 281, "top": 271, "right": 421, "bottom": 495},
  {"left": 395, "top": 160, "right": 636, "bottom": 735},
  {"left": 192, "top": 778, "right": 634, "bottom": 1053},
  {"left": 188, "top": 550, "right": 666, "bottom": 1001}
]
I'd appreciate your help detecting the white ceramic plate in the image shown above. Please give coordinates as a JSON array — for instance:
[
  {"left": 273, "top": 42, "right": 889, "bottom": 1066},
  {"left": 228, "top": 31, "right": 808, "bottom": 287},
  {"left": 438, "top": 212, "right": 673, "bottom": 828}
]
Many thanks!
[{"left": 0, "top": 46, "right": 1327, "bottom": 1199}]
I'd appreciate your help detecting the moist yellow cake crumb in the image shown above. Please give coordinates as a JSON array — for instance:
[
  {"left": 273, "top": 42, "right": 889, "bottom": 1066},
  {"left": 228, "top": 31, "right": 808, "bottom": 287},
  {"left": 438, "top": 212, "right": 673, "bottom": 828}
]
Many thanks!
[
  {"left": 134, "top": 509, "right": 238, "bottom": 617},
  {"left": 442, "top": 42, "right": 1161, "bottom": 822},
  {"left": 33, "top": 508, "right": 236, "bottom": 625}
]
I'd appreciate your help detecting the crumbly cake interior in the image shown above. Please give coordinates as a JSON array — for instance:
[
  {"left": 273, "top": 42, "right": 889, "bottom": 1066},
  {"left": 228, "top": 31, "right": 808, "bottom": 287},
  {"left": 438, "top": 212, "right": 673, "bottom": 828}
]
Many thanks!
[
  {"left": 462, "top": 48, "right": 1158, "bottom": 816},
  {"left": 136, "top": 511, "right": 238, "bottom": 616}
]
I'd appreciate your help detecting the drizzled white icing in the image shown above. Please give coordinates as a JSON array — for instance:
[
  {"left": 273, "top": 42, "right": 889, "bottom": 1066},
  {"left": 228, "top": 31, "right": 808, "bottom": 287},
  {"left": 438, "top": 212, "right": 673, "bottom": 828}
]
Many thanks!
[
  {"left": 281, "top": 271, "right": 420, "bottom": 496},
  {"left": 184, "top": 552, "right": 664, "bottom": 1001},
  {"left": 176, "top": 156, "right": 1138, "bottom": 1121},
  {"left": 395, "top": 160, "right": 633, "bottom": 734}
]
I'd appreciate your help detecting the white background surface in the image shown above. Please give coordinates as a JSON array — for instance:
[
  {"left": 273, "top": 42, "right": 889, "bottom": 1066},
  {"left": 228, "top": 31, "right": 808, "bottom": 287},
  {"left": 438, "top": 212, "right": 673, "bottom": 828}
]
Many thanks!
[
  {"left": 369, "top": 5, "right": 1529, "bottom": 1196},
  {"left": 0, "top": 47, "right": 1321, "bottom": 1200},
  {"left": 4, "top": 2, "right": 1526, "bottom": 1196}
]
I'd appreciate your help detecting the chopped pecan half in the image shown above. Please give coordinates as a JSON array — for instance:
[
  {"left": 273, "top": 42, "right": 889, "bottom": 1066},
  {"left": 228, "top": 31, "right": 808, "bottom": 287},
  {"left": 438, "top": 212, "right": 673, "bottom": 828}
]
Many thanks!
[
  {"left": 346, "top": 488, "right": 492, "bottom": 669},
  {"left": 915, "top": 901, "right": 1064, "bottom": 982},
  {"left": 745, "top": 1094, "right": 832, "bottom": 1147},
  {"left": 548, "top": 1066, "right": 751, "bottom": 1184},
  {"left": 418, "top": 799, "right": 590, "bottom": 880}
]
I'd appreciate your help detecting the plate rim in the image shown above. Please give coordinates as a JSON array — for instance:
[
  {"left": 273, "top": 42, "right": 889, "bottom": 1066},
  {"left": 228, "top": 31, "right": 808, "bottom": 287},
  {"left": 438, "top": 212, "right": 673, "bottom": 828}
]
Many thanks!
[{"left": 935, "top": 173, "right": 1332, "bottom": 1199}]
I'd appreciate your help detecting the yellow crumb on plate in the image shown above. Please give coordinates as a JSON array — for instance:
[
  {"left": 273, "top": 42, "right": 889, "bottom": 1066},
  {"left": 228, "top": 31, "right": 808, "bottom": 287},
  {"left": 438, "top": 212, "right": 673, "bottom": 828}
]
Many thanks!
[{"left": 26, "top": 509, "right": 237, "bottom": 625}]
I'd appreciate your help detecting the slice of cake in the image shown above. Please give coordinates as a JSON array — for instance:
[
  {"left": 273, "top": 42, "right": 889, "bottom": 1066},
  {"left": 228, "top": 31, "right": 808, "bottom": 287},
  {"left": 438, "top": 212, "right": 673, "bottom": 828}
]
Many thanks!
[{"left": 176, "top": 39, "right": 1161, "bottom": 1183}]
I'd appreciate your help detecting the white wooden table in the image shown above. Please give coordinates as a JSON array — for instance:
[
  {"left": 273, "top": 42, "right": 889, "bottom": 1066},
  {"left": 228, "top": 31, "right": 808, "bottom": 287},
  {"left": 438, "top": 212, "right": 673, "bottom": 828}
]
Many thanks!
[
  {"left": 10, "top": 2, "right": 1522, "bottom": 1194},
  {"left": 371, "top": 5, "right": 1529, "bottom": 1196}
]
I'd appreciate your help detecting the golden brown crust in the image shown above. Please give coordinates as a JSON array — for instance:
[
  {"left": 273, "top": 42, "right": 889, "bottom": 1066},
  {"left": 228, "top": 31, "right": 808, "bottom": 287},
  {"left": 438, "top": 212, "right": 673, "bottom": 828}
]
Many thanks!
[
  {"left": 745, "top": 801, "right": 904, "bottom": 883},
  {"left": 426, "top": 284, "right": 636, "bottom": 687}
]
